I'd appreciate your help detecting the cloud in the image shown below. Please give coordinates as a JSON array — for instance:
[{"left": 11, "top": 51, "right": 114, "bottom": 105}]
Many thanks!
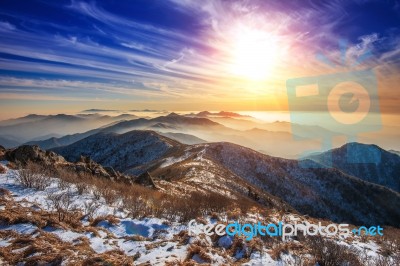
[
  {"left": 0, "top": 0, "right": 398, "bottom": 113},
  {"left": 0, "top": 21, "right": 15, "bottom": 31}
]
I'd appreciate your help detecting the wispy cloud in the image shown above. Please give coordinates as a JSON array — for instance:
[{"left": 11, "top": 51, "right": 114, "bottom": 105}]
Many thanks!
[
  {"left": 0, "top": 0, "right": 398, "bottom": 113},
  {"left": 0, "top": 21, "right": 15, "bottom": 31}
]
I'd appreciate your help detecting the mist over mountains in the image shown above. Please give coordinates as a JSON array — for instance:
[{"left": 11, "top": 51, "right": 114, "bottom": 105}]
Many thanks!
[
  {"left": 1, "top": 111, "right": 399, "bottom": 264},
  {"left": 1, "top": 111, "right": 399, "bottom": 158},
  {"left": 1, "top": 112, "right": 400, "bottom": 226}
]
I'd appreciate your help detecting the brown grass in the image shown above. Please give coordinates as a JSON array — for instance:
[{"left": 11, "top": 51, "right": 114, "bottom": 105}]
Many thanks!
[
  {"left": 186, "top": 243, "right": 212, "bottom": 263},
  {"left": 90, "top": 214, "right": 120, "bottom": 227},
  {"left": 0, "top": 189, "right": 133, "bottom": 265},
  {"left": 0, "top": 164, "right": 6, "bottom": 174},
  {"left": 11, "top": 162, "right": 260, "bottom": 224}
]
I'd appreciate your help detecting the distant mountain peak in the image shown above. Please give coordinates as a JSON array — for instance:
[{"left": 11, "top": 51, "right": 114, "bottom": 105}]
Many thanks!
[
  {"left": 196, "top": 111, "right": 211, "bottom": 117},
  {"left": 166, "top": 112, "right": 180, "bottom": 117},
  {"left": 194, "top": 111, "right": 250, "bottom": 118},
  {"left": 307, "top": 142, "right": 400, "bottom": 192}
]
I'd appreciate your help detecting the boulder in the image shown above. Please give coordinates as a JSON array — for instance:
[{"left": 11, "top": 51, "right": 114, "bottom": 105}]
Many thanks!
[
  {"left": 5, "top": 145, "right": 67, "bottom": 165},
  {"left": 134, "top": 171, "right": 158, "bottom": 189}
]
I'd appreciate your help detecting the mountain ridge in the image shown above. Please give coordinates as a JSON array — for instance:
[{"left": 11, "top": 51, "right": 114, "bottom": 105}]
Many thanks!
[{"left": 52, "top": 130, "right": 400, "bottom": 227}]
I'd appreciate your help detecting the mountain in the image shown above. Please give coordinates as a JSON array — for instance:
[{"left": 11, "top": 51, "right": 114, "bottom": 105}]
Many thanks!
[
  {"left": 201, "top": 143, "right": 400, "bottom": 226},
  {"left": 27, "top": 114, "right": 224, "bottom": 150},
  {"left": 158, "top": 132, "right": 207, "bottom": 145},
  {"left": 21, "top": 112, "right": 396, "bottom": 160},
  {"left": 28, "top": 133, "right": 63, "bottom": 142},
  {"left": 53, "top": 130, "right": 400, "bottom": 227},
  {"left": 0, "top": 113, "right": 137, "bottom": 142},
  {"left": 192, "top": 111, "right": 251, "bottom": 118},
  {"left": 139, "top": 140, "right": 399, "bottom": 227},
  {"left": 389, "top": 149, "right": 400, "bottom": 156},
  {"left": 306, "top": 142, "right": 400, "bottom": 192},
  {"left": 0, "top": 114, "right": 48, "bottom": 127},
  {"left": 22, "top": 113, "right": 340, "bottom": 159},
  {"left": 0, "top": 135, "right": 21, "bottom": 148},
  {"left": 147, "top": 122, "right": 178, "bottom": 130},
  {"left": 81, "top": 109, "right": 117, "bottom": 112},
  {"left": 53, "top": 130, "right": 184, "bottom": 174}
]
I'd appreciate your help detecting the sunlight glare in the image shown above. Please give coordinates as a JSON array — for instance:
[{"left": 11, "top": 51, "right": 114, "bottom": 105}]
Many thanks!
[{"left": 230, "top": 28, "right": 279, "bottom": 81}]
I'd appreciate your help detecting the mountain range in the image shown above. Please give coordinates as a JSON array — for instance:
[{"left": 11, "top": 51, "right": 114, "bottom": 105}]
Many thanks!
[
  {"left": 51, "top": 129, "right": 400, "bottom": 227},
  {"left": 0, "top": 113, "right": 138, "bottom": 146},
  {"left": 22, "top": 113, "right": 326, "bottom": 158}
]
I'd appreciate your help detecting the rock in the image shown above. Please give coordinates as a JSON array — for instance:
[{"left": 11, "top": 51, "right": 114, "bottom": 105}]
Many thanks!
[
  {"left": 134, "top": 171, "right": 158, "bottom": 188},
  {"left": 5, "top": 145, "right": 67, "bottom": 166},
  {"left": 104, "top": 166, "right": 118, "bottom": 177},
  {"left": 4, "top": 144, "right": 136, "bottom": 186},
  {"left": 0, "top": 145, "right": 5, "bottom": 160}
]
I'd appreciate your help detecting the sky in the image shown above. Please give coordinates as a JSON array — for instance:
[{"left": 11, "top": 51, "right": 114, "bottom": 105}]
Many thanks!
[{"left": 0, "top": 0, "right": 399, "bottom": 119}]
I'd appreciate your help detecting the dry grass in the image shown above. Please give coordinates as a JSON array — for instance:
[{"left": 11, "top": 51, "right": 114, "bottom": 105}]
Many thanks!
[
  {"left": 81, "top": 249, "right": 133, "bottom": 266},
  {"left": 90, "top": 214, "right": 120, "bottom": 226},
  {"left": 0, "top": 189, "right": 133, "bottom": 265},
  {"left": 6, "top": 161, "right": 17, "bottom": 170},
  {"left": 0, "top": 164, "right": 6, "bottom": 174},
  {"left": 186, "top": 242, "right": 212, "bottom": 263},
  {"left": 12, "top": 162, "right": 260, "bottom": 224}
]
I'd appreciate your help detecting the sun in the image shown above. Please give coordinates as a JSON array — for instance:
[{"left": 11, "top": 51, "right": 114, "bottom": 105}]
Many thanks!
[{"left": 229, "top": 29, "right": 279, "bottom": 81}]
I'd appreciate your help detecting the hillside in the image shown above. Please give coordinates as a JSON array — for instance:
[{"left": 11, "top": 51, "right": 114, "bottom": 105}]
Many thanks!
[
  {"left": 306, "top": 142, "right": 400, "bottom": 192},
  {"left": 52, "top": 130, "right": 400, "bottom": 227},
  {"left": 1, "top": 161, "right": 397, "bottom": 265},
  {"left": 53, "top": 130, "right": 184, "bottom": 175}
]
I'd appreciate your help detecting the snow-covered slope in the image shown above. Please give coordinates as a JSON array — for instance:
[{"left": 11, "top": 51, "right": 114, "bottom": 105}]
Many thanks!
[
  {"left": 1, "top": 162, "right": 397, "bottom": 265},
  {"left": 52, "top": 130, "right": 400, "bottom": 227},
  {"left": 203, "top": 142, "right": 400, "bottom": 227}
]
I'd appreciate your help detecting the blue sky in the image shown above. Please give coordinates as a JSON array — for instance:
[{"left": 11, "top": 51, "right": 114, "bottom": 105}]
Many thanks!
[{"left": 0, "top": 0, "right": 399, "bottom": 118}]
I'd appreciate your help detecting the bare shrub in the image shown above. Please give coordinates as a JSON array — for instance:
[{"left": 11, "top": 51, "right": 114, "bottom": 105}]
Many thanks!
[
  {"left": 123, "top": 195, "right": 152, "bottom": 219},
  {"left": 307, "top": 236, "right": 362, "bottom": 266},
  {"left": 372, "top": 254, "right": 397, "bottom": 266},
  {"left": 380, "top": 227, "right": 400, "bottom": 257},
  {"left": 57, "top": 178, "right": 70, "bottom": 190},
  {"left": 56, "top": 168, "right": 77, "bottom": 183},
  {"left": 167, "top": 191, "right": 232, "bottom": 222},
  {"left": 15, "top": 162, "right": 51, "bottom": 190},
  {"left": 83, "top": 200, "right": 100, "bottom": 220},
  {"left": 100, "top": 187, "right": 118, "bottom": 205},
  {"left": 76, "top": 182, "right": 89, "bottom": 195},
  {"left": 92, "top": 189, "right": 102, "bottom": 200},
  {"left": 46, "top": 190, "right": 76, "bottom": 222}
]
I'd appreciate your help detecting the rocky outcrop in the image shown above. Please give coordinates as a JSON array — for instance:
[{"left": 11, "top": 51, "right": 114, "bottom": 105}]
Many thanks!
[
  {"left": 73, "top": 155, "right": 133, "bottom": 183},
  {"left": 134, "top": 171, "right": 158, "bottom": 189},
  {"left": 0, "top": 145, "right": 6, "bottom": 160},
  {"left": 5, "top": 145, "right": 67, "bottom": 166},
  {"left": 4, "top": 145, "right": 135, "bottom": 184}
]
